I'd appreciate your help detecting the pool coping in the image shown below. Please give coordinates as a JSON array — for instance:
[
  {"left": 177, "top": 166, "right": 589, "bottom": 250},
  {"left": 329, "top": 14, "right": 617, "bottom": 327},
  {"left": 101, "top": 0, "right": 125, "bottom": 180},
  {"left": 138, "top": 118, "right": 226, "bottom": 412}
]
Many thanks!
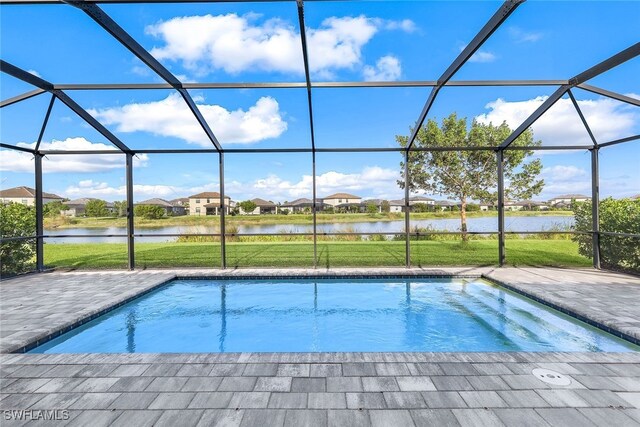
[{"left": 7, "top": 269, "right": 639, "bottom": 354}]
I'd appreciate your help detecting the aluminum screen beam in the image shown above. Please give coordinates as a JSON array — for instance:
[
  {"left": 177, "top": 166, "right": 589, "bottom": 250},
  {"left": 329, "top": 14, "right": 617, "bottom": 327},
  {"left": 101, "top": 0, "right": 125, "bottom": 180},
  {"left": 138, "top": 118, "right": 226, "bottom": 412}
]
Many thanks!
[
  {"left": 0, "top": 88, "right": 45, "bottom": 108},
  {"left": 598, "top": 134, "right": 640, "bottom": 148},
  {"left": 52, "top": 80, "right": 569, "bottom": 91},
  {"left": 34, "top": 95, "right": 56, "bottom": 152},
  {"left": 406, "top": 0, "right": 524, "bottom": 151},
  {"left": 498, "top": 85, "right": 571, "bottom": 150},
  {"left": 498, "top": 42, "right": 640, "bottom": 150},
  {"left": 570, "top": 43, "right": 640, "bottom": 86},
  {"left": 1, "top": 60, "right": 132, "bottom": 153},
  {"left": 568, "top": 90, "right": 598, "bottom": 146},
  {"left": 297, "top": 0, "right": 319, "bottom": 266},
  {"left": 67, "top": 1, "right": 223, "bottom": 151},
  {"left": 36, "top": 144, "right": 597, "bottom": 155},
  {"left": 0, "top": 143, "right": 35, "bottom": 153},
  {"left": 578, "top": 83, "right": 640, "bottom": 108},
  {"left": 591, "top": 148, "right": 601, "bottom": 269},
  {"left": 2, "top": 0, "right": 295, "bottom": 3}
]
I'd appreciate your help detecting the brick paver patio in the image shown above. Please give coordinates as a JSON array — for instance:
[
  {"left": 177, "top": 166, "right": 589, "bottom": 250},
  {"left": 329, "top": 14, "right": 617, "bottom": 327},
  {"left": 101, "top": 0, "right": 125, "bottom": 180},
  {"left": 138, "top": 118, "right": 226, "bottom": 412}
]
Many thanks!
[{"left": 1, "top": 267, "right": 639, "bottom": 426}]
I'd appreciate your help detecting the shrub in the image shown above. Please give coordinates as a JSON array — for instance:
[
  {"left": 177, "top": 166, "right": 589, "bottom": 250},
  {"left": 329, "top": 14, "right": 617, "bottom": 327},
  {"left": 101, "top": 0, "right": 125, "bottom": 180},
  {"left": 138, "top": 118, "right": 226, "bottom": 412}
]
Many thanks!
[
  {"left": 134, "top": 204, "right": 166, "bottom": 219},
  {"left": 43, "top": 200, "right": 68, "bottom": 217},
  {"left": 85, "top": 199, "right": 109, "bottom": 217},
  {"left": 573, "top": 197, "right": 640, "bottom": 273},
  {"left": 0, "top": 203, "right": 36, "bottom": 276}
]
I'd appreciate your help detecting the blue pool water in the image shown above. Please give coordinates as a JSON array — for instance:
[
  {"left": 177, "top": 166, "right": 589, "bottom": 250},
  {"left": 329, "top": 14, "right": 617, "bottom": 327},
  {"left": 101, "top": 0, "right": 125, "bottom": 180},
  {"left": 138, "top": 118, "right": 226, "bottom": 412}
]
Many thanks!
[{"left": 30, "top": 279, "right": 638, "bottom": 353}]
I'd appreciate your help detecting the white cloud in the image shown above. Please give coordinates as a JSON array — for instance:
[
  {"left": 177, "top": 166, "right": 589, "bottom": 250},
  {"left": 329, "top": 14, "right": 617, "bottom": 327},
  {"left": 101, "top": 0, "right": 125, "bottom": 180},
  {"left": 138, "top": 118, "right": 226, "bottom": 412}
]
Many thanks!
[
  {"left": 0, "top": 137, "right": 149, "bottom": 173},
  {"left": 475, "top": 95, "right": 639, "bottom": 146},
  {"left": 89, "top": 93, "right": 287, "bottom": 146},
  {"left": 146, "top": 13, "right": 414, "bottom": 77},
  {"left": 63, "top": 180, "right": 218, "bottom": 202},
  {"left": 27, "top": 69, "right": 41, "bottom": 78},
  {"left": 469, "top": 50, "right": 497, "bottom": 63},
  {"left": 226, "top": 166, "right": 402, "bottom": 201},
  {"left": 382, "top": 18, "right": 417, "bottom": 33},
  {"left": 539, "top": 165, "right": 590, "bottom": 199},
  {"left": 507, "top": 26, "right": 543, "bottom": 43},
  {"left": 363, "top": 55, "right": 402, "bottom": 81}
]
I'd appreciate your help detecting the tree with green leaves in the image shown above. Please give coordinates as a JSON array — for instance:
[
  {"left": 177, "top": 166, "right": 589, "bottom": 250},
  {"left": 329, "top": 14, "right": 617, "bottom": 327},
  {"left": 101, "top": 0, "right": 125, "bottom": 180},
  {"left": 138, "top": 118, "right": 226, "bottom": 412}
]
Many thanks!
[
  {"left": 1, "top": 203, "right": 36, "bottom": 276},
  {"left": 398, "top": 113, "right": 543, "bottom": 241},
  {"left": 134, "top": 204, "right": 165, "bottom": 219},
  {"left": 573, "top": 197, "right": 639, "bottom": 273},
  {"left": 85, "top": 199, "right": 109, "bottom": 217},
  {"left": 239, "top": 200, "right": 257, "bottom": 214},
  {"left": 43, "top": 200, "right": 68, "bottom": 217},
  {"left": 112, "top": 200, "right": 127, "bottom": 217},
  {"left": 381, "top": 200, "right": 390, "bottom": 213},
  {"left": 366, "top": 202, "right": 379, "bottom": 214}
]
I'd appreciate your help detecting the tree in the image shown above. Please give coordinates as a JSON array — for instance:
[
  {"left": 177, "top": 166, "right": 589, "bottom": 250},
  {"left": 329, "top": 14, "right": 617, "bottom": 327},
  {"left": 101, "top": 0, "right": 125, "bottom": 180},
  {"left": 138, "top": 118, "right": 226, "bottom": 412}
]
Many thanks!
[
  {"left": 43, "top": 200, "right": 68, "bottom": 217},
  {"left": 1, "top": 203, "right": 36, "bottom": 276},
  {"left": 134, "top": 205, "right": 165, "bottom": 219},
  {"left": 381, "top": 200, "right": 390, "bottom": 213},
  {"left": 366, "top": 202, "right": 379, "bottom": 214},
  {"left": 411, "top": 203, "right": 431, "bottom": 213},
  {"left": 85, "top": 199, "right": 109, "bottom": 217},
  {"left": 573, "top": 197, "right": 639, "bottom": 273},
  {"left": 239, "top": 200, "right": 257, "bottom": 214},
  {"left": 112, "top": 200, "right": 127, "bottom": 217},
  {"left": 398, "top": 113, "right": 543, "bottom": 241}
]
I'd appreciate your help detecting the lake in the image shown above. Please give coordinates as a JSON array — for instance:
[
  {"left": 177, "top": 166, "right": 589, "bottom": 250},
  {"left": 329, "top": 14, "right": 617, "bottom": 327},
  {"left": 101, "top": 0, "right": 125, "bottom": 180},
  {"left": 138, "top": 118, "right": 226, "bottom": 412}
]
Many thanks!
[{"left": 44, "top": 215, "right": 574, "bottom": 243}]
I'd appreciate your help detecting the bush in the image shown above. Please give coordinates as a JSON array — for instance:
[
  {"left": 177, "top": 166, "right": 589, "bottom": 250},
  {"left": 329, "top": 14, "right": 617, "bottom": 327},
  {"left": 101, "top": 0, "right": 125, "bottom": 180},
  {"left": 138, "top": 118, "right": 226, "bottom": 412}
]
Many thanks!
[
  {"left": 43, "top": 200, "right": 68, "bottom": 217},
  {"left": 85, "top": 199, "right": 109, "bottom": 217},
  {"left": 134, "top": 204, "right": 166, "bottom": 219},
  {"left": 1, "top": 203, "right": 36, "bottom": 276},
  {"left": 573, "top": 198, "right": 640, "bottom": 273}
]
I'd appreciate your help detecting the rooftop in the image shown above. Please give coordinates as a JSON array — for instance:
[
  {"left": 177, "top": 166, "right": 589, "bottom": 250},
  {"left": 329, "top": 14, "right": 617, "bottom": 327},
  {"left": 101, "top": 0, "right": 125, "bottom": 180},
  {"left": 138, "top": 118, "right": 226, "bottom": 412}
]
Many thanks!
[
  {"left": 0, "top": 186, "right": 63, "bottom": 200},
  {"left": 324, "top": 193, "right": 361, "bottom": 200}
]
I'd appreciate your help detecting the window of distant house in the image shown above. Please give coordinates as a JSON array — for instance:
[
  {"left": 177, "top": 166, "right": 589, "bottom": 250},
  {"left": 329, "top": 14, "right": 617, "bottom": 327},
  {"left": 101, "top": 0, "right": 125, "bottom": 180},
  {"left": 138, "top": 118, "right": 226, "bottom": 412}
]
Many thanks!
[
  {"left": 339, "top": 199, "right": 342, "bottom": 203},
  {"left": 22, "top": 199, "right": 28, "bottom": 204},
  {"left": 195, "top": 207, "right": 200, "bottom": 213},
  {"left": 207, "top": 198, "right": 210, "bottom": 203},
  {"left": 196, "top": 199, "right": 200, "bottom": 204}
]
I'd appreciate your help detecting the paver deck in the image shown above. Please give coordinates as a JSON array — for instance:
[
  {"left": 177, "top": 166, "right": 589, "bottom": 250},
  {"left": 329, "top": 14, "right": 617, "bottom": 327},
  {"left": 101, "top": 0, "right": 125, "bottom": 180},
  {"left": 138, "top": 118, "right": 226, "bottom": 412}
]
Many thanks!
[{"left": 1, "top": 267, "right": 639, "bottom": 426}]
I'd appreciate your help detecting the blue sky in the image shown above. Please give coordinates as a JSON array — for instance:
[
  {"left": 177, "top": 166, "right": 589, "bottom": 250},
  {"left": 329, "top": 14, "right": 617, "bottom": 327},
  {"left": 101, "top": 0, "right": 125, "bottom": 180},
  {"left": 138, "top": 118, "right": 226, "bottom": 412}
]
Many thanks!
[{"left": 1, "top": 1, "right": 638, "bottom": 203}]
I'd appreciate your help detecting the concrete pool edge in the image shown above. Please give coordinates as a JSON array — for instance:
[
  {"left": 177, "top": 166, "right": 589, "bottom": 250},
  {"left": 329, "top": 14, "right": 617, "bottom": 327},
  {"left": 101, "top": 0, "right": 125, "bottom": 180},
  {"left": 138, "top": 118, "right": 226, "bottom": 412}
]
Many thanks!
[{"left": 4, "top": 267, "right": 639, "bottom": 354}]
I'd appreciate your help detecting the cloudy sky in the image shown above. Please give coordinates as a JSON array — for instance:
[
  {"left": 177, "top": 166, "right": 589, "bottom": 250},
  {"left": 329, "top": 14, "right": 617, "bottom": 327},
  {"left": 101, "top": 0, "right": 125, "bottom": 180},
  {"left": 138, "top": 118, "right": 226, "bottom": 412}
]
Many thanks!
[{"left": 1, "top": 1, "right": 638, "bottom": 202}]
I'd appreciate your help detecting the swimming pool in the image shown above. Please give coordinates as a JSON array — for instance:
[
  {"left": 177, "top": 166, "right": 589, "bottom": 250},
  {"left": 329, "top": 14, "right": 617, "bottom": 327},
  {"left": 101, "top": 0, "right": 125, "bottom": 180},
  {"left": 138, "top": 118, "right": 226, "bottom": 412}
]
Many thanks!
[{"left": 30, "top": 278, "right": 638, "bottom": 353}]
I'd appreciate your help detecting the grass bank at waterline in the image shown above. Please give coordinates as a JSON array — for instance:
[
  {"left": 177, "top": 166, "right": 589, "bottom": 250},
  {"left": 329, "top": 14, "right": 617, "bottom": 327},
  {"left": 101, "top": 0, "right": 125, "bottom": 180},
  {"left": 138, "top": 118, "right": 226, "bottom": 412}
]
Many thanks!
[
  {"left": 44, "top": 240, "right": 591, "bottom": 269},
  {"left": 43, "top": 210, "right": 574, "bottom": 229}
]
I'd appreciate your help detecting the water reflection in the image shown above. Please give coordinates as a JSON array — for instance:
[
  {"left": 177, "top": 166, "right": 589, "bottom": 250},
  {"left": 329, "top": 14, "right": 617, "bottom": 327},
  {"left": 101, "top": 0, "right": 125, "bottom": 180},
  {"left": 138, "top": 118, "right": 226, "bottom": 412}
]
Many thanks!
[{"left": 45, "top": 216, "right": 574, "bottom": 243}]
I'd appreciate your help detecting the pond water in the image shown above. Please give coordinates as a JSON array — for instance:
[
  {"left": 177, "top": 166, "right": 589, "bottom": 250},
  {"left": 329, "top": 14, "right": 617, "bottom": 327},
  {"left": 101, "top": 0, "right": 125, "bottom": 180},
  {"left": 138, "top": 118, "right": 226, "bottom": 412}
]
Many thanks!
[{"left": 44, "top": 215, "right": 574, "bottom": 243}]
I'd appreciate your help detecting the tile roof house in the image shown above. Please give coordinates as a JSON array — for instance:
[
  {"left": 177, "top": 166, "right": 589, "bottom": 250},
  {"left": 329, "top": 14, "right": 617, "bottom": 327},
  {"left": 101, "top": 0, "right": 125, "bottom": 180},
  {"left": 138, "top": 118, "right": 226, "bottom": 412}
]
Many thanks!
[
  {"left": 62, "top": 198, "right": 115, "bottom": 217},
  {"left": 323, "top": 193, "right": 362, "bottom": 208},
  {"left": 0, "top": 186, "right": 64, "bottom": 207},
  {"left": 280, "top": 198, "right": 328, "bottom": 213},
  {"left": 409, "top": 196, "right": 435, "bottom": 205},
  {"left": 170, "top": 197, "right": 189, "bottom": 207},
  {"left": 136, "top": 198, "right": 186, "bottom": 216},
  {"left": 239, "top": 198, "right": 278, "bottom": 215},
  {"left": 188, "top": 192, "right": 232, "bottom": 216},
  {"left": 389, "top": 199, "right": 405, "bottom": 213},
  {"left": 548, "top": 194, "right": 591, "bottom": 206}
]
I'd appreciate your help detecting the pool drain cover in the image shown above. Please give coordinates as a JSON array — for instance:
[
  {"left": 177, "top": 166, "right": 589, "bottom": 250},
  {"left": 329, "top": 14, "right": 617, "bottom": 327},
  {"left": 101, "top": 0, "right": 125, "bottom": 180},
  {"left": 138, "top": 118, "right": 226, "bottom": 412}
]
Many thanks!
[{"left": 532, "top": 368, "right": 571, "bottom": 385}]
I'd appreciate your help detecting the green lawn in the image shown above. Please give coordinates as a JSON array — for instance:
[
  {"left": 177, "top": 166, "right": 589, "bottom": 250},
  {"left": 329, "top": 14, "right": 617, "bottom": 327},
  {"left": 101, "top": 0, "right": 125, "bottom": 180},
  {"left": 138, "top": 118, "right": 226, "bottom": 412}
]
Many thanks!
[{"left": 44, "top": 239, "right": 591, "bottom": 269}]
